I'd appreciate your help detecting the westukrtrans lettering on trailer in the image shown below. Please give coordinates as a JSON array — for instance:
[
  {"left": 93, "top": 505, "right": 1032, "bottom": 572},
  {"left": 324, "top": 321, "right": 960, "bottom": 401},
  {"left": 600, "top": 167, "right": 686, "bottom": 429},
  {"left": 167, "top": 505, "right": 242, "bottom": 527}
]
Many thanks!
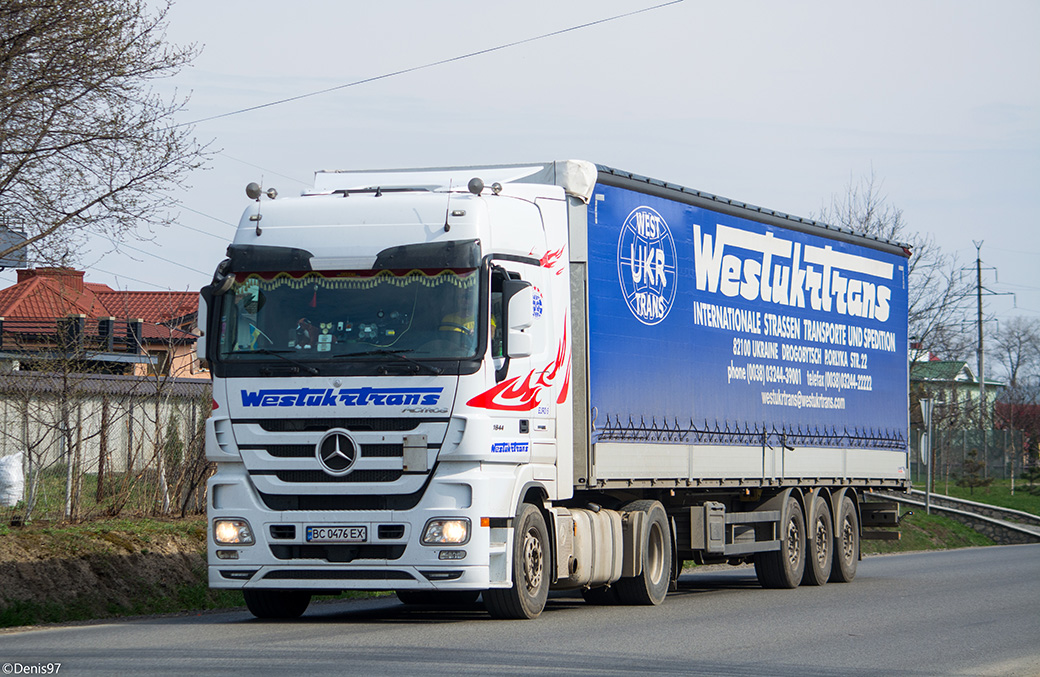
[{"left": 588, "top": 181, "right": 907, "bottom": 439}]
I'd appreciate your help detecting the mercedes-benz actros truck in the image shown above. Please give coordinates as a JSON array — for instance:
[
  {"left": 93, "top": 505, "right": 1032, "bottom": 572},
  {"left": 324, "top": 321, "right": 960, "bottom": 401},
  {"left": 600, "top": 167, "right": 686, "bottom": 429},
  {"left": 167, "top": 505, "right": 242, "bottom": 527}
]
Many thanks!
[{"left": 201, "top": 161, "right": 909, "bottom": 619}]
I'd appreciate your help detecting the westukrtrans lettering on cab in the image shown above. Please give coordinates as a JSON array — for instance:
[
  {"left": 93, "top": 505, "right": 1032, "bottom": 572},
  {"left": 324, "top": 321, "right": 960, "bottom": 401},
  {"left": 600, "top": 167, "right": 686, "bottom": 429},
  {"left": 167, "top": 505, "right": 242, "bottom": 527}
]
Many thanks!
[{"left": 240, "top": 387, "right": 443, "bottom": 407}]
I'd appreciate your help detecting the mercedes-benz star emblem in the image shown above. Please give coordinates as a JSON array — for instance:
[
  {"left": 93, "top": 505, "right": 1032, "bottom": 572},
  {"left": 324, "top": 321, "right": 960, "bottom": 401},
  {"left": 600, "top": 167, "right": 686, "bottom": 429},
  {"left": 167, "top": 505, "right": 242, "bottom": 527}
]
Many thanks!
[{"left": 316, "top": 430, "right": 358, "bottom": 476}]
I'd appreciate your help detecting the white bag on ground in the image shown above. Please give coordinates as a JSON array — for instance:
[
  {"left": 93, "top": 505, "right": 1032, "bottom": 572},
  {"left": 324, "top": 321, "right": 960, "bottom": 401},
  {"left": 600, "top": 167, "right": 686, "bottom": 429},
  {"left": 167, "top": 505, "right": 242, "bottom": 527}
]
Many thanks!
[{"left": 0, "top": 452, "right": 25, "bottom": 507}]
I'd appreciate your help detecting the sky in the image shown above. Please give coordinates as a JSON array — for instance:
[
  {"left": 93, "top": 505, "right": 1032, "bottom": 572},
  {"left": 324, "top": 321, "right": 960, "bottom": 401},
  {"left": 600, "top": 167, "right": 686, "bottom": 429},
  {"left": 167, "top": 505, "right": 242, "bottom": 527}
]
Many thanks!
[{"left": 4, "top": 0, "right": 1037, "bottom": 358}]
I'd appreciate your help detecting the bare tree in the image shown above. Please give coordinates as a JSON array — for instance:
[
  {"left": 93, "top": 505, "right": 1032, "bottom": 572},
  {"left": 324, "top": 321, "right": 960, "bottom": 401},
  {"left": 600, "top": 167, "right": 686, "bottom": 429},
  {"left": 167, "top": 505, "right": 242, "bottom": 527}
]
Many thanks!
[
  {"left": 992, "top": 316, "right": 1040, "bottom": 473},
  {"left": 992, "top": 316, "right": 1040, "bottom": 388},
  {"left": 814, "top": 170, "right": 974, "bottom": 361},
  {"left": 0, "top": 0, "right": 209, "bottom": 264}
]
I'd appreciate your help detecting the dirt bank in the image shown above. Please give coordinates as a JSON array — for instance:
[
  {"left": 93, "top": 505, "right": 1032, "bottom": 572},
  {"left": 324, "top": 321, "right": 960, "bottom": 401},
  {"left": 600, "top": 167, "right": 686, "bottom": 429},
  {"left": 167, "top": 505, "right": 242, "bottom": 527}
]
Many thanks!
[{"left": 0, "top": 518, "right": 233, "bottom": 626}]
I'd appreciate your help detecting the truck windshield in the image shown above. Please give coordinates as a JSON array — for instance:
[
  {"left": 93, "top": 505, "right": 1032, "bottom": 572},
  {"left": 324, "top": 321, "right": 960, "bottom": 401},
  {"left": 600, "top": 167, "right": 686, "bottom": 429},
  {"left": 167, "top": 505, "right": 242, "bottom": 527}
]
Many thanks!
[{"left": 216, "top": 268, "right": 480, "bottom": 362}]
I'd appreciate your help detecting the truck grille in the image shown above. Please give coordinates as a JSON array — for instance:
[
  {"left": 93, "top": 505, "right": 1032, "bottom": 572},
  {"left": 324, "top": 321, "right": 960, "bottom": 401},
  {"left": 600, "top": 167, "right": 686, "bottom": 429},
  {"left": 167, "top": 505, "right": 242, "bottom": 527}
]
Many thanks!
[
  {"left": 262, "top": 570, "right": 415, "bottom": 581},
  {"left": 251, "top": 469, "right": 403, "bottom": 483},
  {"left": 257, "top": 443, "right": 404, "bottom": 458},
  {"left": 269, "top": 544, "right": 406, "bottom": 562},
  {"left": 255, "top": 417, "right": 445, "bottom": 432},
  {"left": 259, "top": 490, "right": 425, "bottom": 512},
  {"left": 230, "top": 416, "right": 452, "bottom": 497}
]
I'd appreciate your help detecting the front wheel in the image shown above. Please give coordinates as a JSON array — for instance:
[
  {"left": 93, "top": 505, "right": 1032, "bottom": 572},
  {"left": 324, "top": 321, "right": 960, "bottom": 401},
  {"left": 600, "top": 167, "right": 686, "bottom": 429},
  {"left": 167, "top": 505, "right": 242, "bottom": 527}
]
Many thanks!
[
  {"left": 243, "top": 589, "right": 311, "bottom": 619},
  {"left": 484, "top": 503, "right": 550, "bottom": 619}
]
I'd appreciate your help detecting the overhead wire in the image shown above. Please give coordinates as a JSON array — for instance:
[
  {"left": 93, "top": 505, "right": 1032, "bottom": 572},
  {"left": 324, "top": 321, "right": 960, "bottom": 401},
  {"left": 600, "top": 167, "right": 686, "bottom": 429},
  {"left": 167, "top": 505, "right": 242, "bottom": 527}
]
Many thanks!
[
  {"left": 97, "top": 236, "right": 210, "bottom": 276},
  {"left": 5, "top": 2, "right": 685, "bottom": 291},
  {"left": 177, "top": 1, "right": 685, "bottom": 127}
]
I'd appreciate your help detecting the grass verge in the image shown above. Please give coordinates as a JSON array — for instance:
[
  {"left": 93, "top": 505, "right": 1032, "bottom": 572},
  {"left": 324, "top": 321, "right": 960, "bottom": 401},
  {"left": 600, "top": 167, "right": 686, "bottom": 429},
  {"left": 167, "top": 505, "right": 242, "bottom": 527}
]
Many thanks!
[
  {"left": 862, "top": 509, "right": 994, "bottom": 555},
  {"left": 0, "top": 516, "right": 385, "bottom": 629},
  {"left": 919, "top": 479, "right": 1040, "bottom": 516}
]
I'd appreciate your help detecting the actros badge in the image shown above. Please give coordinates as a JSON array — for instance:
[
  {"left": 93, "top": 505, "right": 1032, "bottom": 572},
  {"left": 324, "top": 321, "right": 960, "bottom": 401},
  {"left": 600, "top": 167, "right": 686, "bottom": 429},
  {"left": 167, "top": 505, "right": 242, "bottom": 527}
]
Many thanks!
[{"left": 617, "top": 206, "right": 676, "bottom": 325}]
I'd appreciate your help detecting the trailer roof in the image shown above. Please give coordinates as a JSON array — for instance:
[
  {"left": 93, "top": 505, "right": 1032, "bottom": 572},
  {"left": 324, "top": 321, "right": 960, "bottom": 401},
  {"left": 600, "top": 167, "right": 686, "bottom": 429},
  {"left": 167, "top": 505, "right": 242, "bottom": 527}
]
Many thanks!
[
  {"left": 311, "top": 161, "right": 911, "bottom": 258},
  {"left": 595, "top": 164, "right": 911, "bottom": 258}
]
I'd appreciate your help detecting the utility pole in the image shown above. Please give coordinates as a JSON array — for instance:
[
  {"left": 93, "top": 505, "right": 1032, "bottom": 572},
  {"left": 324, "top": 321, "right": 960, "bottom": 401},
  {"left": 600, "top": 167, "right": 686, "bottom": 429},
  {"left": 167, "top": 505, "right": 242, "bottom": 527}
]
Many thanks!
[
  {"left": 973, "top": 240, "right": 987, "bottom": 477},
  {"left": 964, "top": 243, "right": 1014, "bottom": 481},
  {"left": 974, "top": 241, "right": 985, "bottom": 432}
]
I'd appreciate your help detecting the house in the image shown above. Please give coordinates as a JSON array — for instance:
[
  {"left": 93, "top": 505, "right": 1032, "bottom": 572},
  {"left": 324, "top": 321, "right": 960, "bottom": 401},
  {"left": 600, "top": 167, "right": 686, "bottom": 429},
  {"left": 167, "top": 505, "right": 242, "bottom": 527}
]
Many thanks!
[
  {"left": 910, "top": 357, "right": 1004, "bottom": 427},
  {"left": 0, "top": 268, "right": 207, "bottom": 380}
]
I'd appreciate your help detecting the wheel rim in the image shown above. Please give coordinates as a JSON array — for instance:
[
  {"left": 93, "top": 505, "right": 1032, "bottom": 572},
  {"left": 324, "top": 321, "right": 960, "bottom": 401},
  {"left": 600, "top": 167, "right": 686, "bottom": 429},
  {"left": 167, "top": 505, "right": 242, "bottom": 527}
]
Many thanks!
[
  {"left": 814, "top": 517, "right": 829, "bottom": 567},
  {"left": 522, "top": 526, "right": 543, "bottom": 593},
  {"left": 786, "top": 516, "right": 802, "bottom": 567},
  {"left": 647, "top": 521, "right": 665, "bottom": 585},
  {"left": 841, "top": 517, "right": 855, "bottom": 562}
]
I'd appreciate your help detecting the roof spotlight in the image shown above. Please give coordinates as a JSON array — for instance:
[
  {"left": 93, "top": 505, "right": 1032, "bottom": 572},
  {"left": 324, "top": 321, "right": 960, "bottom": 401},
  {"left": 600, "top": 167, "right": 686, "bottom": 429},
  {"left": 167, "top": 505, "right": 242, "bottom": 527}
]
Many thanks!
[{"left": 245, "top": 182, "right": 278, "bottom": 201}]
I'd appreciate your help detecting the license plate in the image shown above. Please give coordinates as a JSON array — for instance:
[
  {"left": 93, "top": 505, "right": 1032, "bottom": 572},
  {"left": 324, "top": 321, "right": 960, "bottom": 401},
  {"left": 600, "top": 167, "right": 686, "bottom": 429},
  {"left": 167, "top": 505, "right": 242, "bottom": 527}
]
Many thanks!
[{"left": 305, "top": 525, "right": 367, "bottom": 543}]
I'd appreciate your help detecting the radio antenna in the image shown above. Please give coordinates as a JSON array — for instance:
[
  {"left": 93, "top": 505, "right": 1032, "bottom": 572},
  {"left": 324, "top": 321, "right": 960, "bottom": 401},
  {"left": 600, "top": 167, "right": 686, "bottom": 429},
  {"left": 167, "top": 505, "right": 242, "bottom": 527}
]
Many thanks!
[{"left": 443, "top": 180, "right": 453, "bottom": 232}]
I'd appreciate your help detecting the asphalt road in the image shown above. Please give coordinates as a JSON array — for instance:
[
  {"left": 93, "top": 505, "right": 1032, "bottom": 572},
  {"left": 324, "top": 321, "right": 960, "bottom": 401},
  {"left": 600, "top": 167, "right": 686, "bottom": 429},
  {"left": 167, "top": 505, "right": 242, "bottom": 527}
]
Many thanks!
[{"left": 2, "top": 545, "right": 1038, "bottom": 676}]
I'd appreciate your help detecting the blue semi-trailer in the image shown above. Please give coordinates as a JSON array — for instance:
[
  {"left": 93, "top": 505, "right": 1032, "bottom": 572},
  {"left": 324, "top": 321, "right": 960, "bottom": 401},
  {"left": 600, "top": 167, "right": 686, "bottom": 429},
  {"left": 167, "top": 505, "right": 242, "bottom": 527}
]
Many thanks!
[{"left": 202, "top": 161, "right": 909, "bottom": 619}]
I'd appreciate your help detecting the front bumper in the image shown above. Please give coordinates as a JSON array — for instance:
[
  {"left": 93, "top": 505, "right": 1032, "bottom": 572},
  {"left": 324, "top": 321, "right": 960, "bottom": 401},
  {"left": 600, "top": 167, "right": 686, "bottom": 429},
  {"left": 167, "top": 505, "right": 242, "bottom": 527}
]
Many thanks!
[{"left": 207, "top": 461, "right": 517, "bottom": 592}]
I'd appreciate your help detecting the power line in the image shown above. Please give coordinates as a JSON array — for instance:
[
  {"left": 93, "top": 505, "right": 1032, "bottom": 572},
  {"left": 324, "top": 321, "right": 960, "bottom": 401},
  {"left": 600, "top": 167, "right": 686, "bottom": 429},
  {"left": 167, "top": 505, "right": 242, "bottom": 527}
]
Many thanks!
[
  {"left": 177, "top": 1, "right": 684, "bottom": 127},
  {"left": 98, "top": 236, "right": 210, "bottom": 276},
  {"left": 175, "top": 203, "right": 238, "bottom": 228},
  {"left": 169, "top": 219, "right": 232, "bottom": 241},
  {"left": 217, "top": 153, "right": 310, "bottom": 187},
  {"left": 91, "top": 267, "right": 189, "bottom": 291}
]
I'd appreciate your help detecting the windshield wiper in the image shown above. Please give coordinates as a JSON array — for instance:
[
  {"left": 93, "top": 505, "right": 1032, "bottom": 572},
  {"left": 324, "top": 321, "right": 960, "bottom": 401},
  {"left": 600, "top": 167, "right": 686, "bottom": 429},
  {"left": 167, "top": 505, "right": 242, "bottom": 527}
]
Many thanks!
[
  {"left": 233, "top": 349, "right": 319, "bottom": 375},
  {"left": 349, "top": 348, "right": 443, "bottom": 375}
]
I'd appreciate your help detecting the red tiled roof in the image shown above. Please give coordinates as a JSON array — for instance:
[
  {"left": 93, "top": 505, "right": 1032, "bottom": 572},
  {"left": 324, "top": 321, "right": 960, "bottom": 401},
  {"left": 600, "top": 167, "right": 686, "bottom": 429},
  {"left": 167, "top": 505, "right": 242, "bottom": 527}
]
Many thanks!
[
  {"left": 0, "top": 269, "right": 198, "bottom": 344},
  {"left": 0, "top": 270, "right": 110, "bottom": 319},
  {"left": 95, "top": 291, "right": 197, "bottom": 323}
]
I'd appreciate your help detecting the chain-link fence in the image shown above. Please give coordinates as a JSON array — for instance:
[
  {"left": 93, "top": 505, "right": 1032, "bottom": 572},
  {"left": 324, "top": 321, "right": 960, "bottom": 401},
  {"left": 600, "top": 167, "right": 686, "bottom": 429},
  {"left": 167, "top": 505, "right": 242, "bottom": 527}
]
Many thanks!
[{"left": 909, "top": 427, "right": 1027, "bottom": 488}]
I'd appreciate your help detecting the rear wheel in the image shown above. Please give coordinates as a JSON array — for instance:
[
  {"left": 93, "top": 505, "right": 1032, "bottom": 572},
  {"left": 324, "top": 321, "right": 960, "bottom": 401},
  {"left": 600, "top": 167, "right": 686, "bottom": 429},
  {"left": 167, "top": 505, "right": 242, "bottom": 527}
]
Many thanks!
[
  {"left": 755, "top": 496, "right": 806, "bottom": 589},
  {"left": 830, "top": 495, "right": 859, "bottom": 583},
  {"left": 802, "top": 494, "right": 833, "bottom": 586},
  {"left": 484, "top": 503, "right": 550, "bottom": 619},
  {"left": 243, "top": 589, "right": 311, "bottom": 619},
  {"left": 396, "top": 590, "right": 481, "bottom": 606},
  {"left": 614, "top": 500, "right": 671, "bottom": 605}
]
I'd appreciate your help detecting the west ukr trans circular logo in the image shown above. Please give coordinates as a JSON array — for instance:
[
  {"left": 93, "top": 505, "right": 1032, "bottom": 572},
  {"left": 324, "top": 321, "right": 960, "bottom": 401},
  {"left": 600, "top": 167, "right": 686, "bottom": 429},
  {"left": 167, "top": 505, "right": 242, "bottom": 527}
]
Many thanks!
[{"left": 617, "top": 206, "right": 676, "bottom": 325}]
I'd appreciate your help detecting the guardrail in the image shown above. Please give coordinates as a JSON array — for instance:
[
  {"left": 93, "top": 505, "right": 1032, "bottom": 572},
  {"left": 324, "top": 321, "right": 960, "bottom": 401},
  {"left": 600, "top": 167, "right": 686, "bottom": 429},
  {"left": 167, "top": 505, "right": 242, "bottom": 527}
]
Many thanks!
[{"left": 868, "top": 490, "right": 1040, "bottom": 545}]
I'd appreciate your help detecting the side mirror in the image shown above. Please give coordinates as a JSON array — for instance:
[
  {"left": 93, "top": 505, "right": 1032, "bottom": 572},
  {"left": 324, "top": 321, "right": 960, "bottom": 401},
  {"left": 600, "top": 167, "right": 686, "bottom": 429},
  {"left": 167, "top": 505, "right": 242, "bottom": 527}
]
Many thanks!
[
  {"left": 503, "top": 279, "right": 533, "bottom": 359},
  {"left": 196, "top": 293, "right": 208, "bottom": 361}
]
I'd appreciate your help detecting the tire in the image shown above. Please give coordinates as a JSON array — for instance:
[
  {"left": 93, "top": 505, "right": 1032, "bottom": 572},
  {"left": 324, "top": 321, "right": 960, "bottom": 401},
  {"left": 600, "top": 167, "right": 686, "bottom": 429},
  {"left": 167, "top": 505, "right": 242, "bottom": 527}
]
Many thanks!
[
  {"left": 829, "top": 495, "right": 859, "bottom": 583},
  {"left": 614, "top": 500, "right": 671, "bottom": 606},
  {"left": 580, "top": 585, "right": 620, "bottom": 605},
  {"left": 802, "top": 494, "right": 833, "bottom": 586},
  {"left": 396, "top": 590, "right": 481, "bottom": 606},
  {"left": 243, "top": 589, "right": 311, "bottom": 619},
  {"left": 484, "top": 503, "right": 550, "bottom": 619},
  {"left": 754, "top": 496, "right": 806, "bottom": 589}
]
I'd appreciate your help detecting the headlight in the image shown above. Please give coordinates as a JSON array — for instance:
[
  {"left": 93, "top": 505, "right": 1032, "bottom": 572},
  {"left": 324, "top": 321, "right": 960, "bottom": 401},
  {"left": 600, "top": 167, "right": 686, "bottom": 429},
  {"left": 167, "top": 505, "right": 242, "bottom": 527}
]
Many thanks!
[
  {"left": 213, "top": 519, "right": 254, "bottom": 545},
  {"left": 421, "top": 518, "right": 470, "bottom": 545}
]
